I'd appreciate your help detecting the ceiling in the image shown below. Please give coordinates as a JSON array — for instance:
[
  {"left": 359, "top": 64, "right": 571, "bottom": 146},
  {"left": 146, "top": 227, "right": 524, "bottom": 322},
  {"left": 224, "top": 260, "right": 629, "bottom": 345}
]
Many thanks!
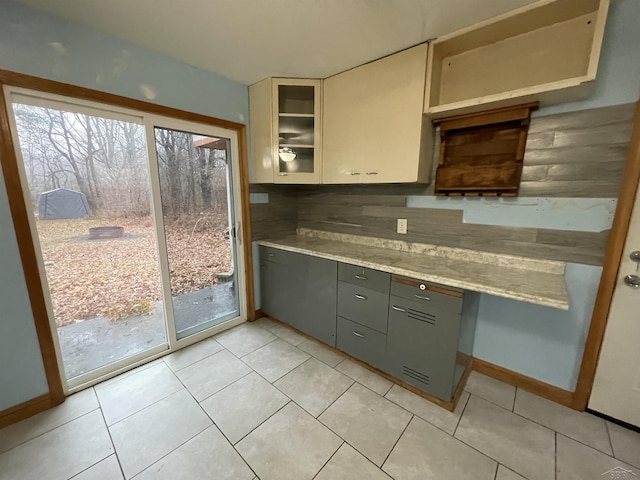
[{"left": 20, "top": 0, "right": 536, "bottom": 85}]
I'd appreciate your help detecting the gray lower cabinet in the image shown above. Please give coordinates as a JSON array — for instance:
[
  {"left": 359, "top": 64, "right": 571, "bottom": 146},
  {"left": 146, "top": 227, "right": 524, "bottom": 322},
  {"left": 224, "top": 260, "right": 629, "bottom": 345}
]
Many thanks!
[
  {"left": 259, "top": 246, "right": 338, "bottom": 346},
  {"left": 385, "top": 276, "right": 468, "bottom": 401},
  {"left": 259, "top": 247, "right": 477, "bottom": 403}
]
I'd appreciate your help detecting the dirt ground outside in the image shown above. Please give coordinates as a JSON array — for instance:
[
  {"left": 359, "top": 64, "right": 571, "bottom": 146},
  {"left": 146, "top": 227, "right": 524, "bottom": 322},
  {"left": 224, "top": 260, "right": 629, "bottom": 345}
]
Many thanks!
[{"left": 37, "top": 215, "right": 232, "bottom": 327}]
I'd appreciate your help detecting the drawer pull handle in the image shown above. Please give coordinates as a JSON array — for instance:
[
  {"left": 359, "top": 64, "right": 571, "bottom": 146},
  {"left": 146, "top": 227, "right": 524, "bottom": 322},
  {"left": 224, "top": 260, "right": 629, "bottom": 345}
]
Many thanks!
[
  {"left": 349, "top": 172, "right": 361, "bottom": 176},
  {"left": 414, "top": 294, "right": 431, "bottom": 301},
  {"left": 352, "top": 331, "right": 365, "bottom": 338},
  {"left": 355, "top": 274, "right": 368, "bottom": 280},
  {"left": 268, "top": 253, "right": 276, "bottom": 257},
  {"left": 354, "top": 293, "right": 368, "bottom": 300},
  {"left": 392, "top": 305, "right": 406, "bottom": 312},
  {"left": 366, "top": 172, "right": 378, "bottom": 175}
]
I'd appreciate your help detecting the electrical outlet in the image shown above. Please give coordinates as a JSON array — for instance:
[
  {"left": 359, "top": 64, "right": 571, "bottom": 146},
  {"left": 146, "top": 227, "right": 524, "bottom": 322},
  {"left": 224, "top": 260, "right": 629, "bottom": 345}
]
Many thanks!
[{"left": 397, "top": 218, "right": 408, "bottom": 234}]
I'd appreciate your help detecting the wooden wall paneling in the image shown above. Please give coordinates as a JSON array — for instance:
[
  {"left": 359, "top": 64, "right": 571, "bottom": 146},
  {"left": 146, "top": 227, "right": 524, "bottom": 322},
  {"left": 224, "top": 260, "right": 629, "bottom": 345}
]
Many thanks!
[
  {"left": 518, "top": 180, "right": 622, "bottom": 198},
  {"left": 249, "top": 185, "right": 299, "bottom": 240},
  {"left": 573, "top": 100, "right": 640, "bottom": 410},
  {"left": 528, "top": 103, "right": 634, "bottom": 134}
]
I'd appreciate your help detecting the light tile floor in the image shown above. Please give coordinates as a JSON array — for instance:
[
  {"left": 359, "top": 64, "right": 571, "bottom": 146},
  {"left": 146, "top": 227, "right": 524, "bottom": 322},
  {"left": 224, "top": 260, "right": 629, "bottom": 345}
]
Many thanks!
[{"left": 1, "top": 319, "right": 639, "bottom": 480}]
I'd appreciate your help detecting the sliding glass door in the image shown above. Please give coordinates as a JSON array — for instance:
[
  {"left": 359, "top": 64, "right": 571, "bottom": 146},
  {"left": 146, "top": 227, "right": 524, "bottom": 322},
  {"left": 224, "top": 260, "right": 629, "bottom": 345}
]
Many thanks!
[
  {"left": 151, "top": 126, "right": 240, "bottom": 340},
  {"left": 4, "top": 87, "right": 246, "bottom": 389}
]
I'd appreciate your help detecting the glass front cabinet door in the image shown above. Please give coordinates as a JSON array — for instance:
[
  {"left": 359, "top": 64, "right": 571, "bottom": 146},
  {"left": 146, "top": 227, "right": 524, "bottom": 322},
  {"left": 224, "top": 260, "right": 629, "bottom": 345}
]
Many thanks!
[{"left": 248, "top": 78, "right": 322, "bottom": 184}]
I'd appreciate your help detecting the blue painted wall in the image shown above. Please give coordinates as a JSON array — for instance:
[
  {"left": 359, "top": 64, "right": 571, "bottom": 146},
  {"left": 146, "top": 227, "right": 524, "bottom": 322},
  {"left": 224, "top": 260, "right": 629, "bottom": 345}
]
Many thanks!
[
  {"left": 0, "top": 1, "right": 248, "bottom": 124},
  {"left": 472, "top": 0, "right": 640, "bottom": 391},
  {"left": 0, "top": 0, "right": 249, "bottom": 410},
  {"left": 0, "top": 168, "right": 49, "bottom": 411}
]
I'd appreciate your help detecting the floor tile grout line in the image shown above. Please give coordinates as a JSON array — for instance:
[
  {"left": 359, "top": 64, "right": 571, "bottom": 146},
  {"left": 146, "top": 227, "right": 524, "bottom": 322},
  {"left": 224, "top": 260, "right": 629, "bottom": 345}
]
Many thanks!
[
  {"left": 452, "top": 391, "right": 471, "bottom": 437},
  {"left": 605, "top": 420, "right": 616, "bottom": 459},
  {"left": 382, "top": 389, "right": 467, "bottom": 439},
  {"left": 0, "top": 404, "right": 102, "bottom": 456},
  {"left": 129, "top": 423, "right": 213, "bottom": 479},
  {"left": 95, "top": 400, "right": 126, "bottom": 480},
  {"left": 66, "top": 453, "right": 120, "bottom": 480},
  {"left": 465, "top": 389, "right": 517, "bottom": 413},
  {"left": 512, "top": 387, "right": 518, "bottom": 412},
  {"left": 310, "top": 440, "right": 345, "bottom": 480},
  {"left": 163, "top": 341, "right": 225, "bottom": 373},
  {"left": 492, "top": 462, "right": 499, "bottom": 480},
  {"left": 313, "top": 377, "right": 356, "bottom": 420},
  {"left": 380, "top": 414, "right": 414, "bottom": 470},
  {"left": 195, "top": 369, "right": 255, "bottom": 405},
  {"left": 313, "top": 382, "right": 416, "bottom": 470},
  {"left": 94, "top": 359, "right": 164, "bottom": 391},
  {"left": 230, "top": 400, "right": 293, "bottom": 447},
  {"left": 556, "top": 430, "right": 637, "bottom": 469},
  {"left": 100, "top": 383, "right": 185, "bottom": 428},
  {"left": 555, "top": 432, "right": 558, "bottom": 480},
  {"left": 231, "top": 335, "right": 279, "bottom": 360},
  {"left": 489, "top": 396, "right": 617, "bottom": 458}
]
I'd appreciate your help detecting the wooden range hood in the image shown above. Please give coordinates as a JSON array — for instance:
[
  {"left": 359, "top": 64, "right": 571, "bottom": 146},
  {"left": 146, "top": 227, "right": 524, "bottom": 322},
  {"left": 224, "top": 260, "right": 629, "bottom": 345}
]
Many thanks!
[{"left": 433, "top": 102, "right": 538, "bottom": 196}]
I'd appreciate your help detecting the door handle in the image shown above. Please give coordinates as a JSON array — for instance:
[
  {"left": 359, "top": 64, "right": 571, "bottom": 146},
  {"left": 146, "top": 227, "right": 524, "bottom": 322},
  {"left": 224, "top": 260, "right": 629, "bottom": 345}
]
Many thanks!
[
  {"left": 391, "top": 305, "right": 406, "bottom": 312},
  {"left": 354, "top": 293, "right": 367, "bottom": 300},
  {"left": 623, "top": 274, "right": 640, "bottom": 288},
  {"left": 352, "top": 331, "right": 365, "bottom": 338},
  {"left": 414, "top": 294, "right": 431, "bottom": 301}
]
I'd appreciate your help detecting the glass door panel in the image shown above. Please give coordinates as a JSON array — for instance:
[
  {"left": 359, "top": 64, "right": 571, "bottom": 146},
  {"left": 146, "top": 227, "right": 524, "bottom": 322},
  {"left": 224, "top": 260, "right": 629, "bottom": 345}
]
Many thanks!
[
  {"left": 9, "top": 100, "right": 167, "bottom": 381},
  {"left": 277, "top": 84, "right": 316, "bottom": 176},
  {"left": 153, "top": 127, "right": 240, "bottom": 340}
]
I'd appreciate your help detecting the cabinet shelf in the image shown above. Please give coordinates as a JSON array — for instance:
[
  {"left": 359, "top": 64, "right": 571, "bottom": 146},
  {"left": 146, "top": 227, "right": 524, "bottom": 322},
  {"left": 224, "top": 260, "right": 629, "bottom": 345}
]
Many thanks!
[
  {"left": 279, "top": 144, "right": 314, "bottom": 149},
  {"left": 424, "top": 0, "right": 609, "bottom": 119},
  {"left": 279, "top": 113, "right": 315, "bottom": 118}
]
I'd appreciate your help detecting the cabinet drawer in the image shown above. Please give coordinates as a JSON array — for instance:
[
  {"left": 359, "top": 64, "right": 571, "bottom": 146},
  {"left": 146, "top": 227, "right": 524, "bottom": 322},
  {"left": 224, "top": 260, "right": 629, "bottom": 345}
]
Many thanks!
[
  {"left": 336, "top": 316, "right": 386, "bottom": 369},
  {"left": 259, "top": 246, "right": 298, "bottom": 266},
  {"left": 390, "top": 277, "right": 463, "bottom": 314},
  {"left": 337, "top": 282, "right": 389, "bottom": 333},
  {"left": 339, "top": 263, "right": 390, "bottom": 293}
]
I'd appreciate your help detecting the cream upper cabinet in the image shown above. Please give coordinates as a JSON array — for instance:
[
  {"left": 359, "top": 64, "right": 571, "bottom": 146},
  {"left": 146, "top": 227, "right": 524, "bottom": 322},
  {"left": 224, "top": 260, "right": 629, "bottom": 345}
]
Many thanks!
[
  {"left": 424, "top": 0, "right": 609, "bottom": 118},
  {"left": 249, "top": 78, "right": 322, "bottom": 184},
  {"left": 323, "top": 44, "right": 433, "bottom": 184}
]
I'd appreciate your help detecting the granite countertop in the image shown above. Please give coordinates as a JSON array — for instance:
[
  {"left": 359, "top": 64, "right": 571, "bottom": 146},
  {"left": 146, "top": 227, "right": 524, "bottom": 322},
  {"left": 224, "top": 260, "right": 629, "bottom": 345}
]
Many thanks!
[{"left": 256, "top": 229, "right": 569, "bottom": 310}]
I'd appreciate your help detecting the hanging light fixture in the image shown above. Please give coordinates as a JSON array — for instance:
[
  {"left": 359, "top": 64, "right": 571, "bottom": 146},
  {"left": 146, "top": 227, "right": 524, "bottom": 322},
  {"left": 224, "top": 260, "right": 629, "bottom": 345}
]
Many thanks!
[{"left": 278, "top": 147, "right": 297, "bottom": 162}]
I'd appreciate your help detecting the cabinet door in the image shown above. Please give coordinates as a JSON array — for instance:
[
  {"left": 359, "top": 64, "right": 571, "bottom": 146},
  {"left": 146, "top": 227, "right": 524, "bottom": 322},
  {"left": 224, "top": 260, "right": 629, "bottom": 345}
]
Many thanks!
[
  {"left": 260, "top": 260, "right": 290, "bottom": 323},
  {"left": 260, "top": 249, "right": 338, "bottom": 346},
  {"left": 272, "top": 79, "right": 322, "bottom": 184},
  {"left": 323, "top": 44, "right": 432, "bottom": 184},
  {"left": 294, "top": 255, "right": 338, "bottom": 346},
  {"left": 249, "top": 78, "right": 275, "bottom": 183},
  {"left": 386, "top": 296, "right": 461, "bottom": 401}
]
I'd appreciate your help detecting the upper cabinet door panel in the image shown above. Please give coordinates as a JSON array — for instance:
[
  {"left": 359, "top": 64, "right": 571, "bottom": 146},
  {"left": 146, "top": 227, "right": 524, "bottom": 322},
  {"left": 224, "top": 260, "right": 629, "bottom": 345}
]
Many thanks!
[
  {"left": 322, "top": 44, "right": 430, "bottom": 184},
  {"left": 249, "top": 78, "right": 274, "bottom": 184},
  {"left": 273, "top": 79, "right": 322, "bottom": 185}
]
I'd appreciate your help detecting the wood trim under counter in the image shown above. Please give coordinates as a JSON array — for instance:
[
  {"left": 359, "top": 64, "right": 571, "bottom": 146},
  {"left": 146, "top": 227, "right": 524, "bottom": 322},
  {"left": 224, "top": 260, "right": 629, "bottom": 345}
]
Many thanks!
[{"left": 0, "top": 69, "right": 255, "bottom": 425}]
